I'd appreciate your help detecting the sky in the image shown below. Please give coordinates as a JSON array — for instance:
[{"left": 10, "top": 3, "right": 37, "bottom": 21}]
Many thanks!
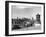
[{"left": 11, "top": 5, "right": 41, "bottom": 19}]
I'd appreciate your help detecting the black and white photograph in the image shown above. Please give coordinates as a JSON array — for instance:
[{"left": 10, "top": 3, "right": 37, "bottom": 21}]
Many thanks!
[
  {"left": 11, "top": 4, "right": 41, "bottom": 31},
  {"left": 5, "top": 1, "right": 45, "bottom": 36}
]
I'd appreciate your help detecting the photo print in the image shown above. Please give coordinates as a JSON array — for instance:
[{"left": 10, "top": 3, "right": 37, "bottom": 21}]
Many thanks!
[{"left": 12, "top": 5, "right": 41, "bottom": 30}]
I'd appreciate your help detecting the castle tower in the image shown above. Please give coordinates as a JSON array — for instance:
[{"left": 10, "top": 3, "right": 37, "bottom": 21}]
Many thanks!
[{"left": 36, "top": 13, "right": 41, "bottom": 24}]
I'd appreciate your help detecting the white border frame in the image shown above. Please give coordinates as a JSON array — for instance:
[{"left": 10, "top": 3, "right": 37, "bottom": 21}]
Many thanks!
[{"left": 9, "top": 3, "right": 44, "bottom": 35}]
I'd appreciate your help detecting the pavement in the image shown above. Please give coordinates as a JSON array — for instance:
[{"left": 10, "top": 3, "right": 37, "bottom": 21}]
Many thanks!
[{"left": 13, "top": 25, "right": 41, "bottom": 31}]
